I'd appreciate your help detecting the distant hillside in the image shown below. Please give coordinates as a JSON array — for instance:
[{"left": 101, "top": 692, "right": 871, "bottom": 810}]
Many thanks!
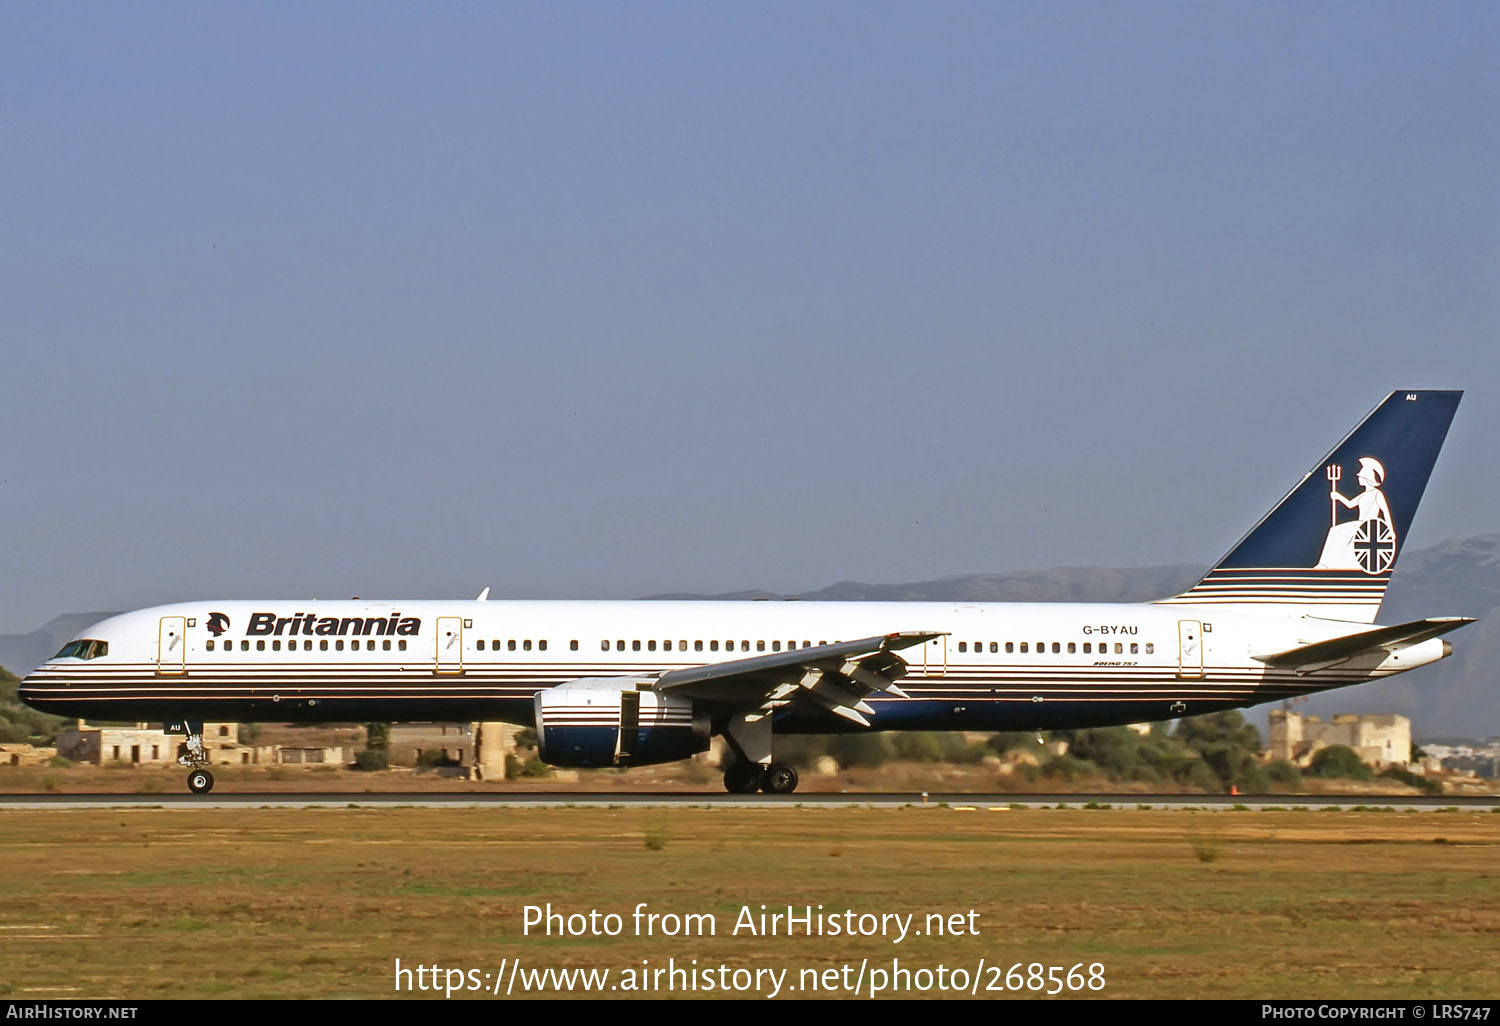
[
  {"left": 1346, "top": 534, "right": 1500, "bottom": 736},
  {"left": 654, "top": 564, "right": 1206, "bottom": 604},
  {"left": 5, "top": 535, "right": 1497, "bottom": 736}
]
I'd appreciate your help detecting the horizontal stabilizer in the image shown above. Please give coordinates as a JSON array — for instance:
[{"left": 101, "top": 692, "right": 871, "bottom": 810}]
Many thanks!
[{"left": 1253, "top": 617, "right": 1475, "bottom": 669}]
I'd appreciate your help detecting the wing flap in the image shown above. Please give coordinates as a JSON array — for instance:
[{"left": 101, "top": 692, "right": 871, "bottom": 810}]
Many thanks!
[
  {"left": 654, "top": 631, "right": 940, "bottom": 724},
  {"left": 1252, "top": 616, "right": 1475, "bottom": 670}
]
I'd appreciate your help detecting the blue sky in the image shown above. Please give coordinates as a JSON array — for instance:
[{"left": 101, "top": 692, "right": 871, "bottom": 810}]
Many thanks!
[{"left": 2, "top": 3, "right": 1496, "bottom": 629}]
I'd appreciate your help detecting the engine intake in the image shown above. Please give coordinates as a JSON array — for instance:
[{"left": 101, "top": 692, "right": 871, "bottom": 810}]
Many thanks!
[{"left": 534, "top": 681, "right": 709, "bottom": 768}]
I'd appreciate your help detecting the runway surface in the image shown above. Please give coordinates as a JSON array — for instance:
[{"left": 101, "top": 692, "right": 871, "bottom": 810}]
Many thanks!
[{"left": 3, "top": 791, "right": 1497, "bottom": 810}]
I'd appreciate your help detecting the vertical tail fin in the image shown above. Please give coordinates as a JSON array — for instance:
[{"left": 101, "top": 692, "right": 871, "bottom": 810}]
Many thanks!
[{"left": 1158, "top": 390, "right": 1461, "bottom": 623}]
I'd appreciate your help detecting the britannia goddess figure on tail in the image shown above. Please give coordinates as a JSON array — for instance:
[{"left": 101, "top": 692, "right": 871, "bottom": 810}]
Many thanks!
[{"left": 1316, "top": 456, "right": 1396, "bottom": 572}]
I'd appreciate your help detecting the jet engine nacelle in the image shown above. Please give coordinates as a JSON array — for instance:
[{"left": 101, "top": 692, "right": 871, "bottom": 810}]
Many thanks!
[{"left": 533, "top": 679, "right": 710, "bottom": 768}]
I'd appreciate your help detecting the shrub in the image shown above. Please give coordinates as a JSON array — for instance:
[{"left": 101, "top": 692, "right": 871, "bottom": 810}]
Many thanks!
[
  {"left": 1379, "top": 765, "right": 1443, "bottom": 795},
  {"left": 987, "top": 731, "right": 1044, "bottom": 755},
  {"left": 505, "top": 753, "right": 551, "bottom": 778},
  {"left": 1175, "top": 710, "right": 1266, "bottom": 791},
  {"left": 772, "top": 736, "right": 835, "bottom": 770},
  {"left": 1188, "top": 832, "right": 1221, "bottom": 863},
  {"left": 1179, "top": 760, "right": 1221, "bottom": 792},
  {"left": 1266, "top": 759, "right": 1303, "bottom": 789},
  {"left": 1308, "top": 745, "right": 1373, "bottom": 781},
  {"left": 1236, "top": 762, "right": 1273, "bottom": 794},
  {"left": 827, "top": 733, "right": 893, "bottom": 768},
  {"left": 1041, "top": 754, "right": 1094, "bottom": 782},
  {"left": 352, "top": 749, "right": 388, "bottom": 771}
]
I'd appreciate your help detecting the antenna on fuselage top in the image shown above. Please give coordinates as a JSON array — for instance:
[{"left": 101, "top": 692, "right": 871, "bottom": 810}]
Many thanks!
[{"left": 476, "top": 587, "right": 490, "bottom": 602}]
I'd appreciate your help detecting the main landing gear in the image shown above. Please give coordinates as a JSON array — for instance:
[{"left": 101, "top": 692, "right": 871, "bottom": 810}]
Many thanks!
[
  {"left": 723, "top": 761, "right": 799, "bottom": 795},
  {"left": 177, "top": 722, "right": 214, "bottom": 794}
]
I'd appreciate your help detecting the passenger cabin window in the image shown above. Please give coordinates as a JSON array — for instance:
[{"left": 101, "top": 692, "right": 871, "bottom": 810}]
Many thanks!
[
  {"left": 524, "top": 640, "right": 533, "bottom": 651},
  {"left": 958, "top": 642, "right": 967, "bottom": 653},
  {"left": 570, "top": 640, "right": 579, "bottom": 651},
  {"left": 539, "top": 640, "right": 548, "bottom": 652}
]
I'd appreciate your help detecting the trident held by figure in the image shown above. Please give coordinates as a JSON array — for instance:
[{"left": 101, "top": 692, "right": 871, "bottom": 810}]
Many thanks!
[{"left": 1326, "top": 464, "right": 1341, "bottom": 527}]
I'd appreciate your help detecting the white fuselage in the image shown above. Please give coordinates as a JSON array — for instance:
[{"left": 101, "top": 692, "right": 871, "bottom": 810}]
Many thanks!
[{"left": 17, "top": 598, "right": 1447, "bottom": 733}]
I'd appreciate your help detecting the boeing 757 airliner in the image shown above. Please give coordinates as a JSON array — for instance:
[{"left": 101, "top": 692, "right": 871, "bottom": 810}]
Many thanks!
[{"left": 20, "top": 391, "right": 1472, "bottom": 795}]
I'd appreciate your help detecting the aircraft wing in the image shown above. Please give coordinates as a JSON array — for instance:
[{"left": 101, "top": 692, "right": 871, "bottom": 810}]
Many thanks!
[
  {"left": 652, "top": 631, "right": 941, "bottom": 727},
  {"left": 1252, "top": 616, "right": 1475, "bottom": 672}
]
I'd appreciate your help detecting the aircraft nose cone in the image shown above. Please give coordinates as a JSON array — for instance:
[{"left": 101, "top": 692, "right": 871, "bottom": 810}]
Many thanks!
[{"left": 16, "top": 672, "right": 56, "bottom": 712}]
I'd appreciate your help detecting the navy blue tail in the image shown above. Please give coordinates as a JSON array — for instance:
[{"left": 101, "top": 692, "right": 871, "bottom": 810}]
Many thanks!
[{"left": 1160, "top": 390, "right": 1461, "bottom": 622}]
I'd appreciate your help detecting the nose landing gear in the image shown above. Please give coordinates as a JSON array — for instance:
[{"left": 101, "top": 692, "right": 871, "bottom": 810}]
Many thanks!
[{"left": 174, "top": 721, "right": 214, "bottom": 794}]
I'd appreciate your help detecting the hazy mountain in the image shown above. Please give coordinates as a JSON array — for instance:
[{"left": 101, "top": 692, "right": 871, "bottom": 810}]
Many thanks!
[
  {"left": 5, "top": 535, "right": 1497, "bottom": 736},
  {"left": 654, "top": 564, "right": 1206, "bottom": 604}
]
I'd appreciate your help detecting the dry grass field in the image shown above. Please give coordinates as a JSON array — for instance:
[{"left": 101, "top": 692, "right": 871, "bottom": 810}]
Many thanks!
[{"left": 2, "top": 805, "right": 1498, "bottom": 1000}]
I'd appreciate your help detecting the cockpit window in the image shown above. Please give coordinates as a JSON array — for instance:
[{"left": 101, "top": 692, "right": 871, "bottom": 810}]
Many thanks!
[{"left": 54, "top": 639, "right": 108, "bottom": 660}]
